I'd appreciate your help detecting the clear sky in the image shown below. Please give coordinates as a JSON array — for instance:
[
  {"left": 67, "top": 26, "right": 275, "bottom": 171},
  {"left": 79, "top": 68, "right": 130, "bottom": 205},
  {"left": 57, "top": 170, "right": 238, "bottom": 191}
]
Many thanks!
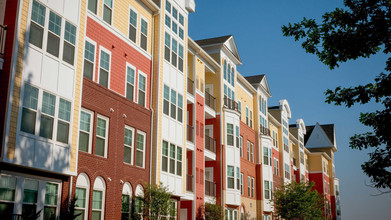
[{"left": 189, "top": 1, "right": 391, "bottom": 219}]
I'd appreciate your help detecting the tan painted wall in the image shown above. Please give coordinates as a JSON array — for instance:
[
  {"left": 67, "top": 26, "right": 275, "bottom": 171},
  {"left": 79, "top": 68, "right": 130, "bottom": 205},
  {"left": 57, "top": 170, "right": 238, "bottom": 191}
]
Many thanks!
[
  {"left": 236, "top": 82, "right": 254, "bottom": 127},
  {"left": 308, "top": 154, "right": 322, "bottom": 172}
]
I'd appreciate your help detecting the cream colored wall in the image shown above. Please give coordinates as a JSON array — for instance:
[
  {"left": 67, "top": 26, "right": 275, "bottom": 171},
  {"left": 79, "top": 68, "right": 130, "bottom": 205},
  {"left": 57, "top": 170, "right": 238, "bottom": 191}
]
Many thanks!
[
  {"left": 236, "top": 83, "right": 254, "bottom": 127},
  {"left": 242, "top": 197, "right": 257, "bottom": 219},
  {"left": 205, "top": 53, "right": 221, "bottom": 111},
  {"left": 308, "top": 154, "right": 322, "bottom": 172},
  {"left": 195, "top": 57, "right": 205, "bottom": 92}
]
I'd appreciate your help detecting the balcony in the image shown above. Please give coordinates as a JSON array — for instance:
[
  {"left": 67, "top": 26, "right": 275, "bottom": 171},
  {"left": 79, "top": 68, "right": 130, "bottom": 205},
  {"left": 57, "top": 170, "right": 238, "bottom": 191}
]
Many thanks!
[
  {"left": 186, "top": 124, "right": 195, "bottom": 151},
  {"left": 293, "top": 158, "right": 297, "bottom": 167},
  {"left": 0, "top": 25, "right": 7, "bottom": 70},
  {"left": 205, "top": 180, "right": 216, "bottom": 197},
  {"left": 260, "top": 125, "right": 270, "bottom": 137},
  {"left": 284, "top": 144, "right": 289, "bottom": 153},
  {"left": 223, "top": 96, "right": 240, "bottom": 114},
  {"left": 205, "top": 134, "right": 216, "bottom": 161},
  {"left": 186, "top": 174, "right": 194, "bottom": 192},
  {"left": 205, "top": 91, "right": 216, "bottom": 118},
  {"left": 187, "top": 78, "right": 195, "bottom": 103}
]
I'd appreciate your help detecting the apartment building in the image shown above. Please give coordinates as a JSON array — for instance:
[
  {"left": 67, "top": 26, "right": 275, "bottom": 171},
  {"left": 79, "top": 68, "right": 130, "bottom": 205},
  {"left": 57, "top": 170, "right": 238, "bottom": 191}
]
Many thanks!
[{"left": 0, "top": 1, "right": 341, "bottom": 220}]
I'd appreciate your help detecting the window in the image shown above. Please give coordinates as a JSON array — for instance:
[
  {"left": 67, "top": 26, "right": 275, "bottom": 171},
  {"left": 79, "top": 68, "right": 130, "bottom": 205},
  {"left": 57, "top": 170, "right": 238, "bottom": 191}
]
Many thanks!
[
  {"left": 235, "top": 126, "right": 239, "bottom": 148},
  {"left": 171, "top": 38, "right": 177, "bottom": 67},
  {"left": 240, "top": 173, "right": 244, "bottom": 194},
  {"left": 75, "top": 174, "right": 89, "bottom": 220},
  {"left": 124, "top": 126, "right": 134, "bottom": 164},
  {"left": 170, "top": 89, "right": 177, "bottom": 119},
  {"left": 169, "top": 143, "right": 175, "bottom": 174},
  {"left": 251, "top": 177, "right": 255, "bottom": 198},
  {"left": 162, "top": 141, "right": 168, "bottom": 172},
  {"left": 163, "top": 85, "right": 170, "bottom": 115},
  {"left": 236, "top": 167, "right": 240, "bottom": 190},
  {"left": 88, "top": 0, "right": 97, "bottom": 14},
  {"left": 239, "top": 136, "right": 243, "bottom": 157},
  {"left": 231, "top": 67, "right": 235, "bottom": 86},
  {"left": 47, "top": 11, "right": 61, "bottom": 57},
  {"left": 121, "top": 183, "right": 132, "bottom": 220},
  {"left": 227, "top": 123, "right": 234, "bottom": 146},
  {"left": 177, "top": 146, "right": 182, "bottom": 176},
  {"left": 39, "top": 92, "right": 56, "bottom": 139},
  {"left": 79, "top": 110, "right": 93, "bottom": 153},
  {"left": 164, "top": 32, "right": 171, "bottom": 62},
  {"left": 227, "top": 166, "right": 234, "bottom": 189},
  {"left": 247, "top": 141, "right": 250, "bottom": 161},
  {"left": 274, "top": 159, "right": 279, "bottom": 176},
  {"left": 63, "top": 22, "right": 76, "bottom": 65},
  {"left": 238, "top": 100, "right": 241, "bottom": 113},
  {"left": 264, "top": 180, "right": 270, "bottom": 200},
  {"left": 249, "top": 110, "right": 253, "bottom": 128},
  {"left": 178, "top": 44, "right": 183, "bottom": 71},
  {"left": 57, "top": 98, "right": 71, "bottom": 143},
  {"left": 285, "top": 163, "right": 291, "bottom": 179},
  {"left": 125, "top": 65, "right": 136, "bottom": 101},
  {"left": 247, "top": 176, "right": 251, "bottom": 197},
  {"left": 136, "top": 131, "right": 145, "bottom": 168},
  {"left": 92, "top": 177, "right": 105, "bottom": 220},
  {"left": 177, "top": 94, "right": 183, "bottom": 122},
  {"left": 223, "top": 60, "right": 227, "bottom": 80},
  {"left": 264, "top": 147, "right": 269, "bottom": 165},
  {"left": 0, "top": 175, "right": 16, "bottom": 217},
  {"left": 245, "top": 107, "right": 249, "bottom": 125},
  {"left": 21, "top": 84, "right": 39, "bottom": 134},
  {"left": 103, "top": 0, "right": 113, "bottom": 24},
  {"left": 140, "top": 19, "right": 148, "bottom": 51},
  {"left": 250, "top": 142, "right": 254, "bottom": 162},
  {"left": 99, "top": 49, "right": 110, "bottom": 88},
  {"left": 134, "top": 185, "right": 144, "bottom": 218},
  {"left": 95, "top": 115, "right": 108, "bottom": 157},
  {"left": 83, "top": 40, "right": 96, "bottom": 79},
  {"left": 29, "top": 0, "right": 46, "bottom": 48},
  {"left": 129, "top": 8, "right": 137, "bottom": 43},
  {"left": 300, "top": 151, "right": 304, "bottom": 164},
  {"left": 43, "top": 183, "right": 59, "bottom": 220},
  {"left": 22, "top": 179, "right": 38, "bottom": 218},
  {"left": 138, "top": 72, "right": 146, "bottom": 107}
]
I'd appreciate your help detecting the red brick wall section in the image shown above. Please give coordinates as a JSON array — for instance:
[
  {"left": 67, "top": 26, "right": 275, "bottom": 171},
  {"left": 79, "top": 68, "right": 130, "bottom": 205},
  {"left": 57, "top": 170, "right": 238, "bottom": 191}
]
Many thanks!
[
  {"left": 195, "top": 94, "right": 205, "bottom": 215},
  {"left": 309, "top": 173, "right": 324, "bottom": 194},
  {"left": 86, "top": 17, "right": 152, "bottom": 109},
  {"left": 72, "top": 79, "right": 152, "bottom": 219},
  {"left": 331, "top": 195, "right": 336, "bottom": 220},
  {"left": 240, "top": 121, "right": 257, "bottom": 200}
]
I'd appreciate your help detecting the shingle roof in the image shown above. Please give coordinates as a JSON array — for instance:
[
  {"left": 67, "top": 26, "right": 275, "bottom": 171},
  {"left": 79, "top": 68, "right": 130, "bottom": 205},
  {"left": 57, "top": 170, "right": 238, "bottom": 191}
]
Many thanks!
[
  {"left": 304, "top": 124, "right": 335, "bottom": 145},
  {"left": 195, "top": 35, "right": 232, "bottom": 46},
  {"left": 244, "top": 74, "right": 265, "bottom": 89},
  {"left": 268, "top": 106, "right": 279, "bottom": 110},
  {"left": 304, "top": 125, "right": 315, "bottom": 144}
]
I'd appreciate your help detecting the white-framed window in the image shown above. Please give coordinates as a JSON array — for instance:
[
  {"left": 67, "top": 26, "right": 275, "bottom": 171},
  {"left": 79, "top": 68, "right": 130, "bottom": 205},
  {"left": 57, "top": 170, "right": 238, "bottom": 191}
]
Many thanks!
[
  {"left": 247, "top": 176, "right": 251, "bottom": 197},
  {"left": 123, "top": 126, "right": 134, "bottom": 165},
  {"left": 263, "top": 147, "right": 270, "bottom": 165},
  {"left": 136, "top": 131, "right": 146, "bottom": 168},
  {"left": 285, "top": 163, "right": 291, "bottom": 180},
  {"left": 164, "top": 141, "right": 182, "bottom": 176},
  {"left": 83, "top": 39, "right": 96, "bottom": 80},
  {"left": 171, "top": 38, "right": 178, "bottom": 67},
  {"left": 235, "top": 126, "right": 239, "bottom": 148},
  {"left": 169, "top": 143, "right": 176, "bottom": 174},
  {"left": 121, "top": 182, "right": 133, "bottom": 220},
  {"left": 79, "top": 109, "right": 94, "bottom": 153},
  {"left": 95, "top": 115, "right": 109, "bottom": 157},
  {"left": 125, "top": 64, "right": 136, "bottom": 102},
  {"left": 225, "top": 209, "right": 238, "bottom": 220},
  {"left": 227, "top": 123, "right": 234, "bottom": 146},
  {"left": 102, "top": 0, "right": 113, "bottom": 24},
  {"left": 264, "top": 180, "right": 270, "bottom": 200},
  {"left": 274, "top": 158, "right": 279, "bottom": 176},
  {"left": 164, "top": 32, "right": 171, "bottom": 62},
  {"left": 22, "top": 179, "right": 38, "bottom": 218},
  {"left": 44, "top": 182, "right": 60, "bottom": 219},
  {"left": 177, "top": 93, "right": 183, "bottom": 123},
  {"left": 138, "top": 71, "right": 147, "bottom": 107},
  {"left": 29, "top": 0, "right": 46, "bottom": 48},
  {"left": 238, "top": 100, "right": 241, "bottom": 113},
  {"left": 170, "top": 88, "right": 177, "bottom": 119},
  {"left": 162, "top": 140, "right": 169, "bottom": 172},
  {"left": 0, "top": 175, "right": 17, "bottom": 217},
  {"left": 300, "top": 151, "right": 304, "bottom": 164},
  {"left": 63, "top": 21, "right": 77, "bottom": 65},
  {"left": 20, "top": 84, "right": 39, "bottom": 135},
  {"left": 247, "top": 141, "right": 250, "bottom": 161},
  {"left": 239, "top": 136, "right": 243, "bottom": 157},
  {"left": 128, "top": 7, "right": 137, "bottom": 43},
  {"left": 163, "top": 85, "right": 170, "bottom": 115},
  {"left": 75, "top": 173, "right": 90, "bottom": 220},
  {"left": 236, "top": 167, "right": 240, "bottom": 190},
  {"left": 240, "top": 173, "right": 244, "bottom": 195},
  {"left": 88, "top": 0, "right": 98, "bottom": 14},
  {"left": 92, "top": 177, "right": 105, "bottom": 220},
  {"left": 57, "top": 98, "right": 71, "bottom": 144},
  {"left": 163, "top": 32, "right": 184, "bottom": 72},
  {"left": 178, "top": 44, "right": 183, "bottom": 72},
  {"left": 98, "top": 47, "right": 111, "bottom": 88},
  {"left": 134, "top": 185, "right": 144, "bottom": 218},
  {"left": 249, "top": 110, "right": 253, "bottom": 128},
  {"left": 251, "top": 177, "right": 255, "bottom": 198},
  {"left": 245, "top": 107, "right": 249, "bottom": 125},
  {"left": 46, "top": 11, "right": 62, "bottom": 57},
  {"left": 39, "top": 91, "right": 56, "bottom": 139},
  {"left": 250, "top": 142, "right": 254, "bottom": 163},
  {"left": 140, "top": 18, "right": 148, "bottom": 51},
  {"left": 227, "top": 166, "right": 235, "bottom": 189}
]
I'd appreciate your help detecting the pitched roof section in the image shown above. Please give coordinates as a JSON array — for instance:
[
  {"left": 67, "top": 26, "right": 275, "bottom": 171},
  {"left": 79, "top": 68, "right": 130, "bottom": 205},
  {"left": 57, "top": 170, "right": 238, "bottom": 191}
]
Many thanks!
[
  {"left": 244, "top": 74, "right": 272, "bottom": 97},
  {"left": 304, "top": 123, "right": 336, "bottom": 151},
  {"left": 196, "top": 35, "right": 232, "bottom": 46},
  {"left": 245, "top": 75, "right": 265, "bottom": 85},
  {"left": 195, "top": 35, "right": 241, "bottom": 63}
]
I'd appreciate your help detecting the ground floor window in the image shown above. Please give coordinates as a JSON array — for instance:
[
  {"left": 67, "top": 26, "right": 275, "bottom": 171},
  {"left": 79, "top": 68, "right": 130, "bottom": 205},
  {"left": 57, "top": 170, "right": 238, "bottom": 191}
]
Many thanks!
[{"left": 225, "top": 208, "right": 238, "bottom": 220}]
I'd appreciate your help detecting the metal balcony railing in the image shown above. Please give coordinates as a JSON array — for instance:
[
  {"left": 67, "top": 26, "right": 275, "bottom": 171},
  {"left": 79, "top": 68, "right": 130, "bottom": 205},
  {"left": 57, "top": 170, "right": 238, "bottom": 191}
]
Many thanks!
[
  {"left": 205, "top": 91, "right": 216, "bottom": 111},
  {"left": 187, "top": 124, "right": 194, "bottom": 143},
  {"left": 0, "top": 214, "right": 22, "bottom": 220},
  {"left": 205, "top": 134, "right": 216, "bottom": 153},
  {"left": 223, "top": 96, "right": 239, "bottom": 113},
  {"left": 293, "top": 158, "right": 297, "bottom": 166},
  {"left": 0, "top": 25, "right": 7, "bottom": 57},
  {"left": 259, "top": 125, "right": 270, "bottom": 136},
  {"left": 186, "top": 174, "right": 194, "bottom": 192},
  {"left": 284, "top": 144, "right": 289, "bottom": 153},
  {"left": 205, "top": 180, "right": 216, "bottom": 197},
  {"left": 187, "top": 77, "right": 194, "bottom": 95}
]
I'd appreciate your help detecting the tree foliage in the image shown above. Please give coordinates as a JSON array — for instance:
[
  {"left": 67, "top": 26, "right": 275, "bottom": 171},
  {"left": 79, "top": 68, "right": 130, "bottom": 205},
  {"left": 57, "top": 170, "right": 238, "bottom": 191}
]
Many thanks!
[
  {"left": 273, "top": 182, "right": 324, "bottom": 220},
  {"left": 137, "top": 183, "right": 173, "bottom": 220},
  {"left": 202, "top": 203, "right": 223, "bottom": 220},
  {"left": 282, "top": 0, "right": 391, "bottom": 189}
]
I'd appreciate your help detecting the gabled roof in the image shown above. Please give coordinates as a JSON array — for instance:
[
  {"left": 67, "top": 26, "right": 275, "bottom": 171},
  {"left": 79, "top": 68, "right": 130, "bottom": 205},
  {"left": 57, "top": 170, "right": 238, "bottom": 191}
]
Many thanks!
[
  {"left": 304, "top": 123, "right": 336, "bottom": 151},
  {"left": 244, "top": 74, "right": 271, "bottom": 97},
  {"left": 195, "top": 35, "right": 241, "bottom": 64}
]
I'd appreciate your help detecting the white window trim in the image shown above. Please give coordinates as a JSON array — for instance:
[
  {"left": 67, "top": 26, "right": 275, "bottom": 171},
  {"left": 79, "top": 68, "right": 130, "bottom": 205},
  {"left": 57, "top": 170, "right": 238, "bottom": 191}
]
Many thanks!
[
  {"left": 136, "top": 130, "right": 146, "bottom": 168},
  {"left": 98, "top": 46, "right": 112, "bottom": 89},
  {"left": 125, "top": 62, "right": 137, "bottom": 102},
  {"left": 124, "top": 125, "right": 135, "bottom": 165},
  {"left": 79, "top": 108, "right": 94, "bottom": 154},
  {"left": 102, "top": 0, "right": 114, "bottom": 25},
  {"left": 96, "top": 114, "right": 109, "bottom": 158},
  {"left": 83, "top": 37, "right": 97, "bottom": 81},
  {"left": 128, "top": 5, "right": 138, "bottom": 44},
  {"left": 137, "top": 70, "right": 148, "bottom": 107},
  {"left": 227, "top": 165, "right": 235, "bottom": 189},
  {"left": 139, "top": 14, "right": 149, "bottom": 51},
  {"left": 75, "top": 173, "right": 90, "bottom": 220},
  {"left": 92, "top": 177, "right": 106, "bottom": 220}
]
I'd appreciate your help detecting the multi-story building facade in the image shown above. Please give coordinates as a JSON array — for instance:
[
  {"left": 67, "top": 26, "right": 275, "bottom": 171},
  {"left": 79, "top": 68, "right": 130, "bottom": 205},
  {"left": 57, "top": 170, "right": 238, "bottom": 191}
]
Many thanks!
[{"left": 0, "top": 1, "right": 341, "bottom": 219}]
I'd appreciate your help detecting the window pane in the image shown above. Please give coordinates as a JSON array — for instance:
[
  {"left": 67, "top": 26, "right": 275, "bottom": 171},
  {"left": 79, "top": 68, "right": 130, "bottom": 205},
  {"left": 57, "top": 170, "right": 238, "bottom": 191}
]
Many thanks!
[
  {"left": 100, "top": 51, "right": 110, "bottom": 70},
  {"left": 40, "top": 115, "right": 54, "bottom": 139},
  {"left": 141, "top": 19, "right": 147, "bottom": 35},
  {"left": 162, "top": 141, "right": 168, "bottom": 156},
  {"left": 23, "top": 84, "right": 39, "bottom": 109},
  {"left": 97, "top": 118, "right": 106, "bottom": 137},
  {"left": 84, "top": 41, "right": 95, "bottom": 62},
  {"left": 129, "top": 9, "right": 137, "bottom": 27},
  {"left": 43, "top": 206, "right": 56, "bottom": 220},
  {"left": 75, "top": 188, "right": 86, "bottom": 208},
  {"left": 0, "top": 176, "right": 16, "bottom": 201},
  {"left": 48, "top": 12, "right": 61, "bottom": 36},
  {"left": 127, "top": 67, "right": 135, "bottom": 85},
  {"left": 29, "top": 22, "right": 44, "bottom": 48},
  {"left": 47, "top": 32, "right": 60, "bottom": 57},
  {"left": 179, "top": 14, "right": 184, "bottom": 25},
  {"left": 124, "top": 128, "right": 133, "bottom": 146},
  {"left": 165, "top": 15, "right": 171, "bottom": 28},
  {"left": 124, "top": 146, "right": 131, "bottom": 164},
  {"left": 126, "top": 84, "right": 134, "bottom": 101},
  {"left": 22, "top": 204, "right": 37, "bottom": 219},
  {"left": 138, "top": 91, "right": 145, "bottom": 107},
  {"left": 103, "top": 6, "right": 112, "bottom": 24},
  {"left": 63, "top": 42, "right": 75, "bottom": 65},
  {"left": 137, "top": 133, "right": 144, "bottom": 150},
  {"left": 64, "top": 22, "right": 76, "bottom": 44},
  {"left": 121, "top": 194, "right": 130, "bottom": 212},
  {"left": 79, "top": 111, "right": 91, "bottom": 132},
  {"left": 95, "top": 137, "right": 105, "bottom": 156},
  {"left": 21, "top": 108, "right": 36, "bottom": 134},
  {"left": 59, "top": 99, "right": 71, "bottom": 121},
  {"left": 92, "top": 190, "right": 102, "bottom": 209},
  {"left": 136, "top": 151, "right": 143, "bottom": 167},
  {"left": 141, "top": 35, "right": 147, "bottom": 51},
  {"left": 56, "top": 121, "right": 69, "bottom": 144},
  {"left": 31, "top": 0, "right": 46, "bottom": 26},
  {"left": 23, "top": 179, "right": 38, "bottom": 203},
  {"left": 88, "top": 0, "right": 97, "bottom": 13},
  {"left": 129, "top": 25, "right": 136, "bottom": 43},
  {"left": 42, "top": 92, "right": 56, "bottom": 116},
  {"left": 172, "top": 7, "right": 177, "bottom": 19},
  {"left": 45, "top": 183, "right": 58, "bottom": 205},
  {"left": 227, "top": 166, "right": 234, "bottom": 177},
  {"left": 91, "top": 211, "right": 101, "bottom": 220},
  {"left": 84, "top": 62, "right": 94, "bottom": 79},
  {"left": 99, "top": 69, "right": 108, "bottom": 88}
]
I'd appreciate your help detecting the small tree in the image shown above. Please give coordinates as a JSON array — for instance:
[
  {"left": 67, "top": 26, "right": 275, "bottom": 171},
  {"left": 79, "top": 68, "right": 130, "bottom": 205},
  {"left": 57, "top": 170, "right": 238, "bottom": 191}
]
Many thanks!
[
  {"left": 135, "top": 183, "right": 173, "bottom": 220},
  {"left": 273, "top": 182, "right": 324, "bottom": 220},
  {"left": 61, "top": 197, "right": 82, "bottom": 220},
  {"left": 203, "top": 203, "right": 223, "bottom": 220}
]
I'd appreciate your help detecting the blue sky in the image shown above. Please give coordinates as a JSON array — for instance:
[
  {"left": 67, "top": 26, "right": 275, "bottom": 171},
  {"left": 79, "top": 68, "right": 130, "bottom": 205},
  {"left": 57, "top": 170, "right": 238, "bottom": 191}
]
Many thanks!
[{"left": 189, "top": 1, "right": 391, "bottom": 219}]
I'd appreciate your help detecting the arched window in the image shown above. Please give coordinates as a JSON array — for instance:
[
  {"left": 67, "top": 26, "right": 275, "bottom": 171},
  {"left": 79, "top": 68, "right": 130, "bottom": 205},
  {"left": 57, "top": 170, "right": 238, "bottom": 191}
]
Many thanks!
[
  {"left": 92, "top": 177, "right": 105, "bottom": 220},
  {"left": 134, "top": 185, "right": 144, "bottom": 217},
  {"left": 75, "top": 173, "right": 90, "bottom": 220},
  {"left": 121, "top": 182, "right": 133, "bottom": 220},
  {"left": 240, "top": 206, "right": 245, "bottom": 220}
]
